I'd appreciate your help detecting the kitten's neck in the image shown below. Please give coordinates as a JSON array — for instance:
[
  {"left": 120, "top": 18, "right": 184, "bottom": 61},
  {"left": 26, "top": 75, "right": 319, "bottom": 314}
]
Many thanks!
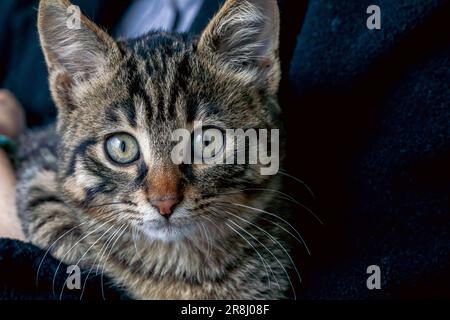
[{"left": 104, "top": 227, "right": 244, "bottom": 283}]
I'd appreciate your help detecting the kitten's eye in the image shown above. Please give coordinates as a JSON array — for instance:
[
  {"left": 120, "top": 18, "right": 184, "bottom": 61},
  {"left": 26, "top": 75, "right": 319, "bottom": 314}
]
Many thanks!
[
  {"left": 105, "top": 133, "right": 140, "bottom": 165},
  {"left": 192, "top": 127, "right": 224, "bottom": 161}
]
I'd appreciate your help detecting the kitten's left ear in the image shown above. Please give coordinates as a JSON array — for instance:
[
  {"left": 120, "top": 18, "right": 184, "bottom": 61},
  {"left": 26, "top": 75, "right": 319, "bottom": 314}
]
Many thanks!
[{"left": 198, "top": 0, "right": 280, "bottom": 93}]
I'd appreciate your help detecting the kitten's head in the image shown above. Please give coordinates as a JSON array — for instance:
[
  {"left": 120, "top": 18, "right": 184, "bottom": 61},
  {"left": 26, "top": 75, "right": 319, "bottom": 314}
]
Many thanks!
[{"left": 38, "top": 0, "right": 281, "bottom": 242}]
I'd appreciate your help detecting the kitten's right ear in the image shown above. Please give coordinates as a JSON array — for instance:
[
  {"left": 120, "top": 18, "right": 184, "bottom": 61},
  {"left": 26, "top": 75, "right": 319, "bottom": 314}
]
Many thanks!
[{"left": 38, "top": 0, "right": 120, "bottom": 86}]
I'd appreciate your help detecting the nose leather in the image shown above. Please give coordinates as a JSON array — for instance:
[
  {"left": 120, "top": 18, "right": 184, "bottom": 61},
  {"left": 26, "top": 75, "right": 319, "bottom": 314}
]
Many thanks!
[
  {"left": 150, "top": 197, "right": 180, "bottom": 217},
  {"left": 145, "top": 165, "right": 182, "bottom": 218}
]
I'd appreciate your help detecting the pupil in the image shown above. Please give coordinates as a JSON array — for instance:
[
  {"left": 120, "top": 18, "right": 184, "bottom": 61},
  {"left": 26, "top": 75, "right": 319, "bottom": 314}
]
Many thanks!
[
  {"left": 204, "top": 136, "right": 215, "bottom": 147},
  {"left": 120, "top": 141, "right": 127, "bottom": 153}
]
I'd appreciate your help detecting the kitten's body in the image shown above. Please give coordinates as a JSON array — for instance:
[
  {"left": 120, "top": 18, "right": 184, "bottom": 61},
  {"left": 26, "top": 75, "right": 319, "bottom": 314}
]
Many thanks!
[{"left": 17, "top": 0, "right": 294, "bottom": 299}]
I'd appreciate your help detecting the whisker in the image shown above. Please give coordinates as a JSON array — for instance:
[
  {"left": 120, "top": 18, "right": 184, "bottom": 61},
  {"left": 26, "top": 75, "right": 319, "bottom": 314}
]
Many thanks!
[
  {"left": 205, "top": 188, "right": 323, "bottom": 225},
  {"left": 100, "top": 225, "right": 128, "bottom": 300},
  {"left": 216, "top": 188, "right": 293, "bottom": 203},
  {"left": 131, "top": 224, "right": 147, "bottom": 268},
  {"left": 59, "top": 223, "right": 116, "bottom": 300},
  {"left": 240, "top": 189, "right": 323, "bottom": 225},
  {"left": 199, "top": 221, "right": 212, "bottom": 264},
  {"left": 51, "top": 215, "right": 117, "bottom": 297},
  {"left": 215, "top": 202, "right": 311, "bottom": 256},
  {"left": 225, "top": 222, "right": 278, "bottom": 291},
  {"left": 79, "top": 222, "right": 126, "bottom": 300},
  {"left": 207, "top": 208, "right": 276, "bottom": 290},
  {"left": 227, "top": 220, "right": 296, "bottom": 299},
  {"left": 95, "top": 223, "right": 128, "bottom": 276},
  {"left": 278, "top": 169, "right": 316, "bottom": 199},
  {"left": 86, "top": 201, "right": 137, "bottom": 209},
  {"left": 35, "top": 216, "right": 91, "bottom": 288},
  {"left": 225, "top": 210, "right": 303, "bottom": 285},
  {"left": 225, "top": 202, "right": 313, "bottom": 250}
]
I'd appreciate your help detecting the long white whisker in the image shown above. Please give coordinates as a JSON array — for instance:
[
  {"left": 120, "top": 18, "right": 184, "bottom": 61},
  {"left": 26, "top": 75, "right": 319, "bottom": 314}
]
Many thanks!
[
  {"left": 278, "top": 169, "right": 316, "bottom": 199},
  {"left": 225, "top": 222, "right": 277, "bottom": 291},
  {"left": 228, "top": 202, "right": 312, "bottom": 253},
  {"left": 211, "top": 188, "right": 323, "bottom": 225},
  {"left": 199, "top": 221, "right": 212, "bottom": 264},
  {"left": 227, "top": 220, "right": 296, "bottom": 299},
  {"left": 131, "top": 224, "right": 146, "bottom": 269},
  {"left": 100, "top": 225, "right": 128, "bottom": 300},
  {"left": 51, "top": 215, "right": 116, "bottom": 297},
  {"left": 225, "top": 210, "right": 302, "bottom": 285},
  {"left": 79, "top": 222, "right": 126, "bottom": 300},
  {"left": 59, "top": 223, "right": 116, "bottom": 300},
  {"left": 240, "top": 189, "right": 323, "bottom": 225},
  {"left": 215, "top": 202, "right": 311, "bottom": 255},
  {"left": 95, "top": 223, "right": 127, "bottom": 276},
  {"left": 35, "top": 217, "right": 90, "bottom": 287}
]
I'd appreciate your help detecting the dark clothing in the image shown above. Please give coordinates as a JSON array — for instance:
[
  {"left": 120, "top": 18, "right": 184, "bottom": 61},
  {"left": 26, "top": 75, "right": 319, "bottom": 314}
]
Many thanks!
[
  {"left": 0, "top": 0, "right": 129, "bottom": 127},
  {"left": 284, "top": 0, "right": 450, "bottom": 299},
  {"left": 0, "top": 0, "right": 449, "bottom": 299}
]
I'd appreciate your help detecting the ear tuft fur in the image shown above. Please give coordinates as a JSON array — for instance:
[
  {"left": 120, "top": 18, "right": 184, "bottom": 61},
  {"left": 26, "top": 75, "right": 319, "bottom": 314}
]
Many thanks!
[
  {"left": 38, "top": 0, "right": 119, "bottom": 83},
  {"left": 199, "top": 0, "right": 280, "bottom": 91}
]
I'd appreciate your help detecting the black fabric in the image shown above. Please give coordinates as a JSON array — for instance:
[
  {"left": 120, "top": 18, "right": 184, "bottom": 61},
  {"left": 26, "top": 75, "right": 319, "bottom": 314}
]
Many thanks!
[
  {"left": 0, "top": 0, "right": 449, "bottom": 299},
  {"left": 0, "top": 238, "right": 129, "bottom": 300},
  {"left": 283, "top": 0, "right": 450, "bottom": 299}
]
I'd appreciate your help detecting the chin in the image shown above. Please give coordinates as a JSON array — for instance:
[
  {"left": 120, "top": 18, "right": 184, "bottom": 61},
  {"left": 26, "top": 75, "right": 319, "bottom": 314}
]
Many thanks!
[{"left": 141, "top": 220, "right": 197, "bottom": 242}]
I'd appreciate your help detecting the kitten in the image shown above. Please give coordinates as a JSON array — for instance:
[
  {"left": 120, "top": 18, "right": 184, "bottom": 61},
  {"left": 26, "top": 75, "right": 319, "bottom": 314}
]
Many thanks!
[{"left": 17, "top": 0, "right": 295, "bottom": 299}]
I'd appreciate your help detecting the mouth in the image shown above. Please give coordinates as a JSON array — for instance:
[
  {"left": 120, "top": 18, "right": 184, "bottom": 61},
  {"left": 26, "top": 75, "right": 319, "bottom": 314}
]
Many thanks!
[{"left": 140, "top": 218, "right": 197, "bottom": 242}]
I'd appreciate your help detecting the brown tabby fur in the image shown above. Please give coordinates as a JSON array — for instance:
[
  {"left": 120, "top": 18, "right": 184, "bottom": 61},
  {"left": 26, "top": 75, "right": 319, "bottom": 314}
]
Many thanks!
[{"left": 16, "top": 0, "right": 297, "bottom": 299}]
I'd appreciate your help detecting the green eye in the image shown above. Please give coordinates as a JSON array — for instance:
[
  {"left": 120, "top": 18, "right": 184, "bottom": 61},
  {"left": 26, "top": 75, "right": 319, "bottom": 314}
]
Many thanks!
[{"left": 105, "top": 133, "right": 140, "bottom": 165}]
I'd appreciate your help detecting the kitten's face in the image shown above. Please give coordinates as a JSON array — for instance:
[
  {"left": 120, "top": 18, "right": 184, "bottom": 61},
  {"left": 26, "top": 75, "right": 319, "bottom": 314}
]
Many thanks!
[{"left": 38, "top": 0, "right": 281, "bottom": 242}]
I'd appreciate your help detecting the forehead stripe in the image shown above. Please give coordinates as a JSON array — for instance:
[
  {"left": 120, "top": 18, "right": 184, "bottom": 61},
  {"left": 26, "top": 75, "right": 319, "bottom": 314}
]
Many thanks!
[{"left": 123, "top": 102, "right": 137, "bottom": 128}]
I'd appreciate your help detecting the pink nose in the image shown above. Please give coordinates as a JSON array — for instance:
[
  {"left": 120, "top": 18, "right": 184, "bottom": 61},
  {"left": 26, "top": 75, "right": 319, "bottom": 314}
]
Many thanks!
[{"left": 150, "top": 197, "right": 180, "bottom": 217}]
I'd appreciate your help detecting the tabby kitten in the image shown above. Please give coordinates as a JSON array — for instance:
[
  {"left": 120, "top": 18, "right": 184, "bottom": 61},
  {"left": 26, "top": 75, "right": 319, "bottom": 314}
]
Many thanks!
[{"left": 17, "top": 0, "right": 295, "bottom": 299}]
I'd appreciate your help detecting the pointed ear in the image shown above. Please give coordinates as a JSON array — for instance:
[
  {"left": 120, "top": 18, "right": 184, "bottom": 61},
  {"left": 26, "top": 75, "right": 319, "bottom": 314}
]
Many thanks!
[
  {"left": 38, "top": 0, "right": 120, "bottom": 85},
  {"left": 198, "top": 0, "right": 280, "bottom": 92}
]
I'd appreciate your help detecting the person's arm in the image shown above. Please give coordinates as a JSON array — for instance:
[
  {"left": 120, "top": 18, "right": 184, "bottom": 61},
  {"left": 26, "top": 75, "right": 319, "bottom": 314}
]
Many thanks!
[
  {"left": 0, "top": 149, "right": 23, "bottom": 239},
  {"left": 0, "top": 89, "right": 25, "bottom": 240}
]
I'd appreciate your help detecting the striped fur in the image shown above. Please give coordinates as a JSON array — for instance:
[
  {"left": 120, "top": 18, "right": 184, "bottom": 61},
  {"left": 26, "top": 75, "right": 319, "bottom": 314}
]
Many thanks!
[{"left": 16, "top": 0, "right": 294, "bottom": 299}]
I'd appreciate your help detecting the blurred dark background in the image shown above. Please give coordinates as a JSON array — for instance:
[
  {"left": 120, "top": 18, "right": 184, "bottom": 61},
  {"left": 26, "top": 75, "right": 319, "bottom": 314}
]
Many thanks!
[{"left": 0, "top": 0, "right": 449, "bottom": 299}]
